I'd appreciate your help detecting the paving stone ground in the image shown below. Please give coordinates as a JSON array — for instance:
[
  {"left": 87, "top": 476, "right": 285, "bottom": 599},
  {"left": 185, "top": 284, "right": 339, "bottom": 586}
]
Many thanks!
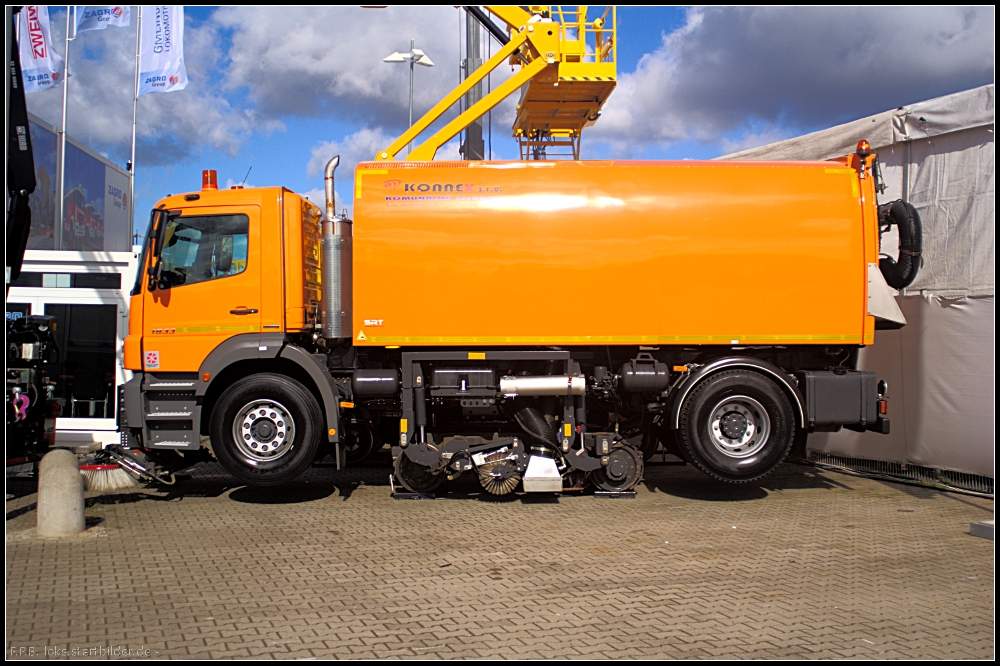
[{"left": 5, "top": 452, "right": 994, "bottom": 659}]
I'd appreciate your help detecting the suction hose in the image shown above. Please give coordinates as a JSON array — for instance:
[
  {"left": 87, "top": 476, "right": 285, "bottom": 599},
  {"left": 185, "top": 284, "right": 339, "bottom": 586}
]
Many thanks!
[
  {"left": 879, "top": 200, "right": 922, "bottom": 289},
  {"left": 512, "top": 403, "right": 559, "bottom": 446}
]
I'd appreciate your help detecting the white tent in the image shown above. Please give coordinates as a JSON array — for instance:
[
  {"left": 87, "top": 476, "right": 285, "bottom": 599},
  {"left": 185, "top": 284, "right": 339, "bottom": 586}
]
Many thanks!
[{"left": 720, "top": 84, "right": 994, "bottom": 484}]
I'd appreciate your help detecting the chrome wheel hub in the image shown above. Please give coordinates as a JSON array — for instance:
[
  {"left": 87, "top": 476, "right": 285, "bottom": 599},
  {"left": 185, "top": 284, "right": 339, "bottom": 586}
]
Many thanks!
[
  {"left": 233, "top": 399, "right": 295, "bottom": 462},
  {"left": 708, "top": 395, "right": 769, "bottom": 458}
]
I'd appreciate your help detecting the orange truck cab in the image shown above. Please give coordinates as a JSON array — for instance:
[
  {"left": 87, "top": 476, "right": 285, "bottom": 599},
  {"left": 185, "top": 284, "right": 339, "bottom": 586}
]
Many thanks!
[{"left": 120, "top": 143, "right": 918, "bottom": 494}]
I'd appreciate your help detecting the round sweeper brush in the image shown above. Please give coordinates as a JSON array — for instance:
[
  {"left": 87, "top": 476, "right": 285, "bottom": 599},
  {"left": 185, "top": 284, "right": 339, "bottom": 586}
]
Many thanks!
[
  {"left": 80, "top": 463, "right": 139, "bottom": 493},
  {"left": 477, "top": 450, "right": 521, "bottom": 496}
]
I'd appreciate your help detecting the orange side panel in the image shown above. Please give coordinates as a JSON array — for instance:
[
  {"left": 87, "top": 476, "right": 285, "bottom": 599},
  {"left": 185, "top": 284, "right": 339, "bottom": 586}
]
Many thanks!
[
  {"left": 283, "top": 192, "right": 323, "bottom": 332},
  {"left": 259, "top": 190, "right": 285, "bottom": 333},
  {"left": 352, "top": 160, "right": 867, "bottom": 346}
]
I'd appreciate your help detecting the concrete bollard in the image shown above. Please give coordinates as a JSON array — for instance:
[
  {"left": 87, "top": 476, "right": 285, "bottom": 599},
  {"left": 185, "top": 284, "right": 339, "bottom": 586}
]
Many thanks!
[{"left": 36, "top": 449, "right": 86, "bottom": 537}]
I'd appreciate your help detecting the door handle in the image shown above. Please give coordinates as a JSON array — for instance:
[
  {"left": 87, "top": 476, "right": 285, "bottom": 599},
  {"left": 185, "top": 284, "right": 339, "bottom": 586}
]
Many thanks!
[{"left": 230, "top": 308, "right": 259, "bottom": 315}]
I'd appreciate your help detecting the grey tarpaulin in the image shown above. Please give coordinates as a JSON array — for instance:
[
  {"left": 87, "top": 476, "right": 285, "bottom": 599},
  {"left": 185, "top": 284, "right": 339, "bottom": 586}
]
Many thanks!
[{"left": 719, "top": 84, "right": 994, "bottom": 478}]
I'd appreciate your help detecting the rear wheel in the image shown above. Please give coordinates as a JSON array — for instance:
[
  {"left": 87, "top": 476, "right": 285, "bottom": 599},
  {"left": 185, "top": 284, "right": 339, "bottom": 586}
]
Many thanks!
[
  {"left": 343, "top": 420, "right": 376, "bottom": 464},
  {"left": 678, "top": 369, "right": 794, "bottom": 483},
  {"left": 210, "top": 373, "right": 323, "bottom": 487},
  {"left": 639, "top": 429, "right": 660, "bottom": 461}
]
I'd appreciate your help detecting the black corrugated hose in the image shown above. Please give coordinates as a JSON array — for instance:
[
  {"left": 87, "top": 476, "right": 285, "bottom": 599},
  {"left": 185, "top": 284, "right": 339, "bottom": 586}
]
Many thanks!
[
  {"left": 511, "top": 403, "right": 559, "bottom": 446},
  {"left": 879, "top": 200, "right": 922, "bottom": 289}
]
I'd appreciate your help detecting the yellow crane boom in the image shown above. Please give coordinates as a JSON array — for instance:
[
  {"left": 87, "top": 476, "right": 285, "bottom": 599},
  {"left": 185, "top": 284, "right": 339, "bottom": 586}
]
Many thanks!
[{"left": 375, "top": 6, "right": 617, "bottom": 162}]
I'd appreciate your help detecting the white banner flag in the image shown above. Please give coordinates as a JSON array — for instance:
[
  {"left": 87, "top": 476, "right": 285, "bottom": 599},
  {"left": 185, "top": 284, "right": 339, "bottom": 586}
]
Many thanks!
[
  {"left": 77, "top": 6, "right": 131, "bottom": 33},
  {"left": 138, "top": 6, "right": 187, "bottom": 96},
  {"left": 18, "top": 6, "right": 64, "bottom": 93}
]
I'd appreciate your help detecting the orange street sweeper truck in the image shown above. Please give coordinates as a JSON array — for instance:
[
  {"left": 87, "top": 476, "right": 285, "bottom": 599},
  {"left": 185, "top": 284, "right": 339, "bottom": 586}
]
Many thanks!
[
  {"left": 115, "top": 6, "right": 920, "bottom": 494},
  {"left": 116, "top": 142, "right": 918, "bottom": 494}
]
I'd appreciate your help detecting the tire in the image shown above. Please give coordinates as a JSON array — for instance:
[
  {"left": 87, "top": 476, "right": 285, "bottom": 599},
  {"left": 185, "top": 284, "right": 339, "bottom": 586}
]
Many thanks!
[
  {"left": 343, "top": 420, "right": 376, "bottom": 464},
  {"left": 658, "top": 426, "right": 689, "bottom": 463},
  {"left": 210, "top": 373, "right": 323, "bottom": 487},
  {"left": 677, "top": 369, "right": 794, "bottom": 483},
  {"left": 639, "top": 429, "right": 660, "bottom": 461},
  {"left": 789, "top": 426, "right": 809, "bottom": 461}
]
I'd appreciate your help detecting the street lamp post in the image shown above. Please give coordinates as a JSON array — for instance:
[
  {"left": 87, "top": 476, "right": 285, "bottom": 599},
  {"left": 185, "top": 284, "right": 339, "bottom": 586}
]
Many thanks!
[{"left": 384, "top": 40, "right": 434, "bottom": 156}]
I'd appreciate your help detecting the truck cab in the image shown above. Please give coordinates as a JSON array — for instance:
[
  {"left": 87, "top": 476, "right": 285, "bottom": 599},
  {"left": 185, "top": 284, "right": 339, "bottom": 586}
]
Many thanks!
[{"left": 122, "top": 173, "right": 342, "bottom": 484}]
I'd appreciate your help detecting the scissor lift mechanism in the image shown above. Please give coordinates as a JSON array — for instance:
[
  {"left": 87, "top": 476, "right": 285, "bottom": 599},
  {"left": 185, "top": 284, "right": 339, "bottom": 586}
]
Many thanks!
[{"left": 376, "top": 5, "right": 617, "bottom": 162}]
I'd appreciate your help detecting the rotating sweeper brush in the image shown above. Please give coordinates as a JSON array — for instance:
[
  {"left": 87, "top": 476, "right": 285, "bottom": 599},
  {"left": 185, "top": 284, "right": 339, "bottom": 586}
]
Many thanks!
[
  {"left": 477, "top": 449, "right": 522, "bottom": 495},
  {"left": 80, "top": 463, "right": 139, "bottom": 493}
]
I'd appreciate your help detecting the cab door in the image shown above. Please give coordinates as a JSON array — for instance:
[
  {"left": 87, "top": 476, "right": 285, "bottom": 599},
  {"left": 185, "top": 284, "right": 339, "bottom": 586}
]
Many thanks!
[{"left": 142, "top": 205, "right": 261, "bottom": 372}]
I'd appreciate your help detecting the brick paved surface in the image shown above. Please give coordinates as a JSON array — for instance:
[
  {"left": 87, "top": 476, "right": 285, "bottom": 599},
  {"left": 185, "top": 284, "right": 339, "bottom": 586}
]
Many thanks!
[{"left": 5, "top": 452, "right": 994, "bottom": 659}]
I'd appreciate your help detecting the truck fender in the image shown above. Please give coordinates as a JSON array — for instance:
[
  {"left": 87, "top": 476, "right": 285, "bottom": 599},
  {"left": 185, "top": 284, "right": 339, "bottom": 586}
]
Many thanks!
[
  {"left": 278, "top": 344, "right": 341, "bottom": 443},
  {"left": 196, "top": 333, "right": 288, "bottom": 397},
  {"left": 667, "top": 357, "right": 806, "bottom": 430}
]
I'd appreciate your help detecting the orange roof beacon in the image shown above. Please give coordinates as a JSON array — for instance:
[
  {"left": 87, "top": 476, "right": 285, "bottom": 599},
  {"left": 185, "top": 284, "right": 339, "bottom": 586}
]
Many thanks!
[{"left": 118, "top": 8, "right": 917, "bottom": 496}]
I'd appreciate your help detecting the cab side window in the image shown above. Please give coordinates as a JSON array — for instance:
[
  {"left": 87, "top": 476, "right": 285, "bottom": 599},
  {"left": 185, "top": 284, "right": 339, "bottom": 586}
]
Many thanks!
[{"left": 158, "top": 214, "right": 249, "bottom": 288}]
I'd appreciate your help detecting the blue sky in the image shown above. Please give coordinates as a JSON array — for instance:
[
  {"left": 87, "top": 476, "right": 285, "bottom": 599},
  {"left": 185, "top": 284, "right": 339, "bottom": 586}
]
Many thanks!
[{"left": 24, "top": 6, "right": 994, "bottom": 237}]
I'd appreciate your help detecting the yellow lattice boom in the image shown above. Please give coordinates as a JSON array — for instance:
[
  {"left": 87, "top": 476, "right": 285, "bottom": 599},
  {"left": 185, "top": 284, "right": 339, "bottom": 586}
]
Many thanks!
[{"left": 375, "top": 6, "right": 617, "bottom": 162}]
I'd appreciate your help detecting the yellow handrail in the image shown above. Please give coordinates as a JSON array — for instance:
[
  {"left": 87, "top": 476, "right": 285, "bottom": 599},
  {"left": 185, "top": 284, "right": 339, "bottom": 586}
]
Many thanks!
[{"left": 376, "top": 6, "right": 617, "bottom": 162}]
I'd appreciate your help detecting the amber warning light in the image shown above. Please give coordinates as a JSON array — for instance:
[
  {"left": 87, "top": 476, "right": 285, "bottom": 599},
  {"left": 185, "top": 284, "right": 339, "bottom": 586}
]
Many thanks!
[
  {"left": 856, "top": 139, "right": 872, "bottom": 156},
  {"left": 202, "top": 169, "right": 218, "bottom": 190}
]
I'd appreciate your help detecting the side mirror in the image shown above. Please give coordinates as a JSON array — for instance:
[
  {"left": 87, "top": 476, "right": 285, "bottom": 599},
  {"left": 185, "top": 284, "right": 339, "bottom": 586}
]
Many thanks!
[
  {"left": 145, "top": 209, "right": 178, "bottom": 291},
  {"left": 217, "top": 235, "right": 234, "bottom": 275},
  {"left": 146, "top": 210, "right": 166, "bottom": 287}
]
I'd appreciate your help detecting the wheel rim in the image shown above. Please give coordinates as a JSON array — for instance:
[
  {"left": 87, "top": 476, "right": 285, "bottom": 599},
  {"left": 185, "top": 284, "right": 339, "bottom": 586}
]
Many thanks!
[
  {"left": 232, "top": 399, "right": 296, "bottom": 462},
  {"left": 707, "top": 395, "right": 770, "bottom": 458}
]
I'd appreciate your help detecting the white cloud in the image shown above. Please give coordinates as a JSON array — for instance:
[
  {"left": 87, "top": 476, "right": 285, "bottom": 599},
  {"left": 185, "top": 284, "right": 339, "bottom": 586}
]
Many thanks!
[
  {"left": 224, "top": 177, "right": 256, "bottom": 189},
  {"left": 214, "top": 6, "right": 466, "bottom": 127},
  {"left": 307, "top": 128, "right": 396, "bottom": 179},
  {"left": 718, "top": 125, "right": 799, "bottom": 156},
  {"left": 591, "top": 6, "right": 995, "bottom": 153},
  {"left": 26, "top": 10, "right": 277, "bottom": 166}
]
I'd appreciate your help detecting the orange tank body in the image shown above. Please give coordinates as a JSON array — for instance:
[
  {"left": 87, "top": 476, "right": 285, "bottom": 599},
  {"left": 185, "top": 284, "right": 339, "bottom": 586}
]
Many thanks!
[{"left": 351, "top": 156, "right": 878, "bottom": 347}]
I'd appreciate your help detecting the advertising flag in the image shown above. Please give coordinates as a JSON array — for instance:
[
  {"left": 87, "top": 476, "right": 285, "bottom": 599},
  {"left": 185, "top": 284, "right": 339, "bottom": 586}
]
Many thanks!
[
  {"left": 138, "top": 6, "right": 187, "bottom": 95},
  {"left": 18, "top": 6, "right": 64, "bottom": 93},
  {"left": 77, "top": 6, "right": 131, "bottom": 33}
]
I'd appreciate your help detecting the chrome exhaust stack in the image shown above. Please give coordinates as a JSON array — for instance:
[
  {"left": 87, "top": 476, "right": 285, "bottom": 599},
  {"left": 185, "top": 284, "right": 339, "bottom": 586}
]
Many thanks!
[{"left": 321, "top": 156, "right": 352, "bottom": 340}]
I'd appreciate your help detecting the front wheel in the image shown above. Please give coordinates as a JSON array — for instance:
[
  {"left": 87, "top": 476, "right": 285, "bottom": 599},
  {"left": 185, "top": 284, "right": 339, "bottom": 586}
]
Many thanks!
[
  {"left": 210, "top": 373, "right": 323, "bottom": 487},
  {"left": 678, "top": 369, "right": 794, "bottom": 483}
]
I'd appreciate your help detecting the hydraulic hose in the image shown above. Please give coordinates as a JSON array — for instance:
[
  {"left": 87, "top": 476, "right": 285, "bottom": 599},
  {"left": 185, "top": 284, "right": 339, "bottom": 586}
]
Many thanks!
[{"left": 878, "top": 200, "right": 922, "bottom": 289}]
